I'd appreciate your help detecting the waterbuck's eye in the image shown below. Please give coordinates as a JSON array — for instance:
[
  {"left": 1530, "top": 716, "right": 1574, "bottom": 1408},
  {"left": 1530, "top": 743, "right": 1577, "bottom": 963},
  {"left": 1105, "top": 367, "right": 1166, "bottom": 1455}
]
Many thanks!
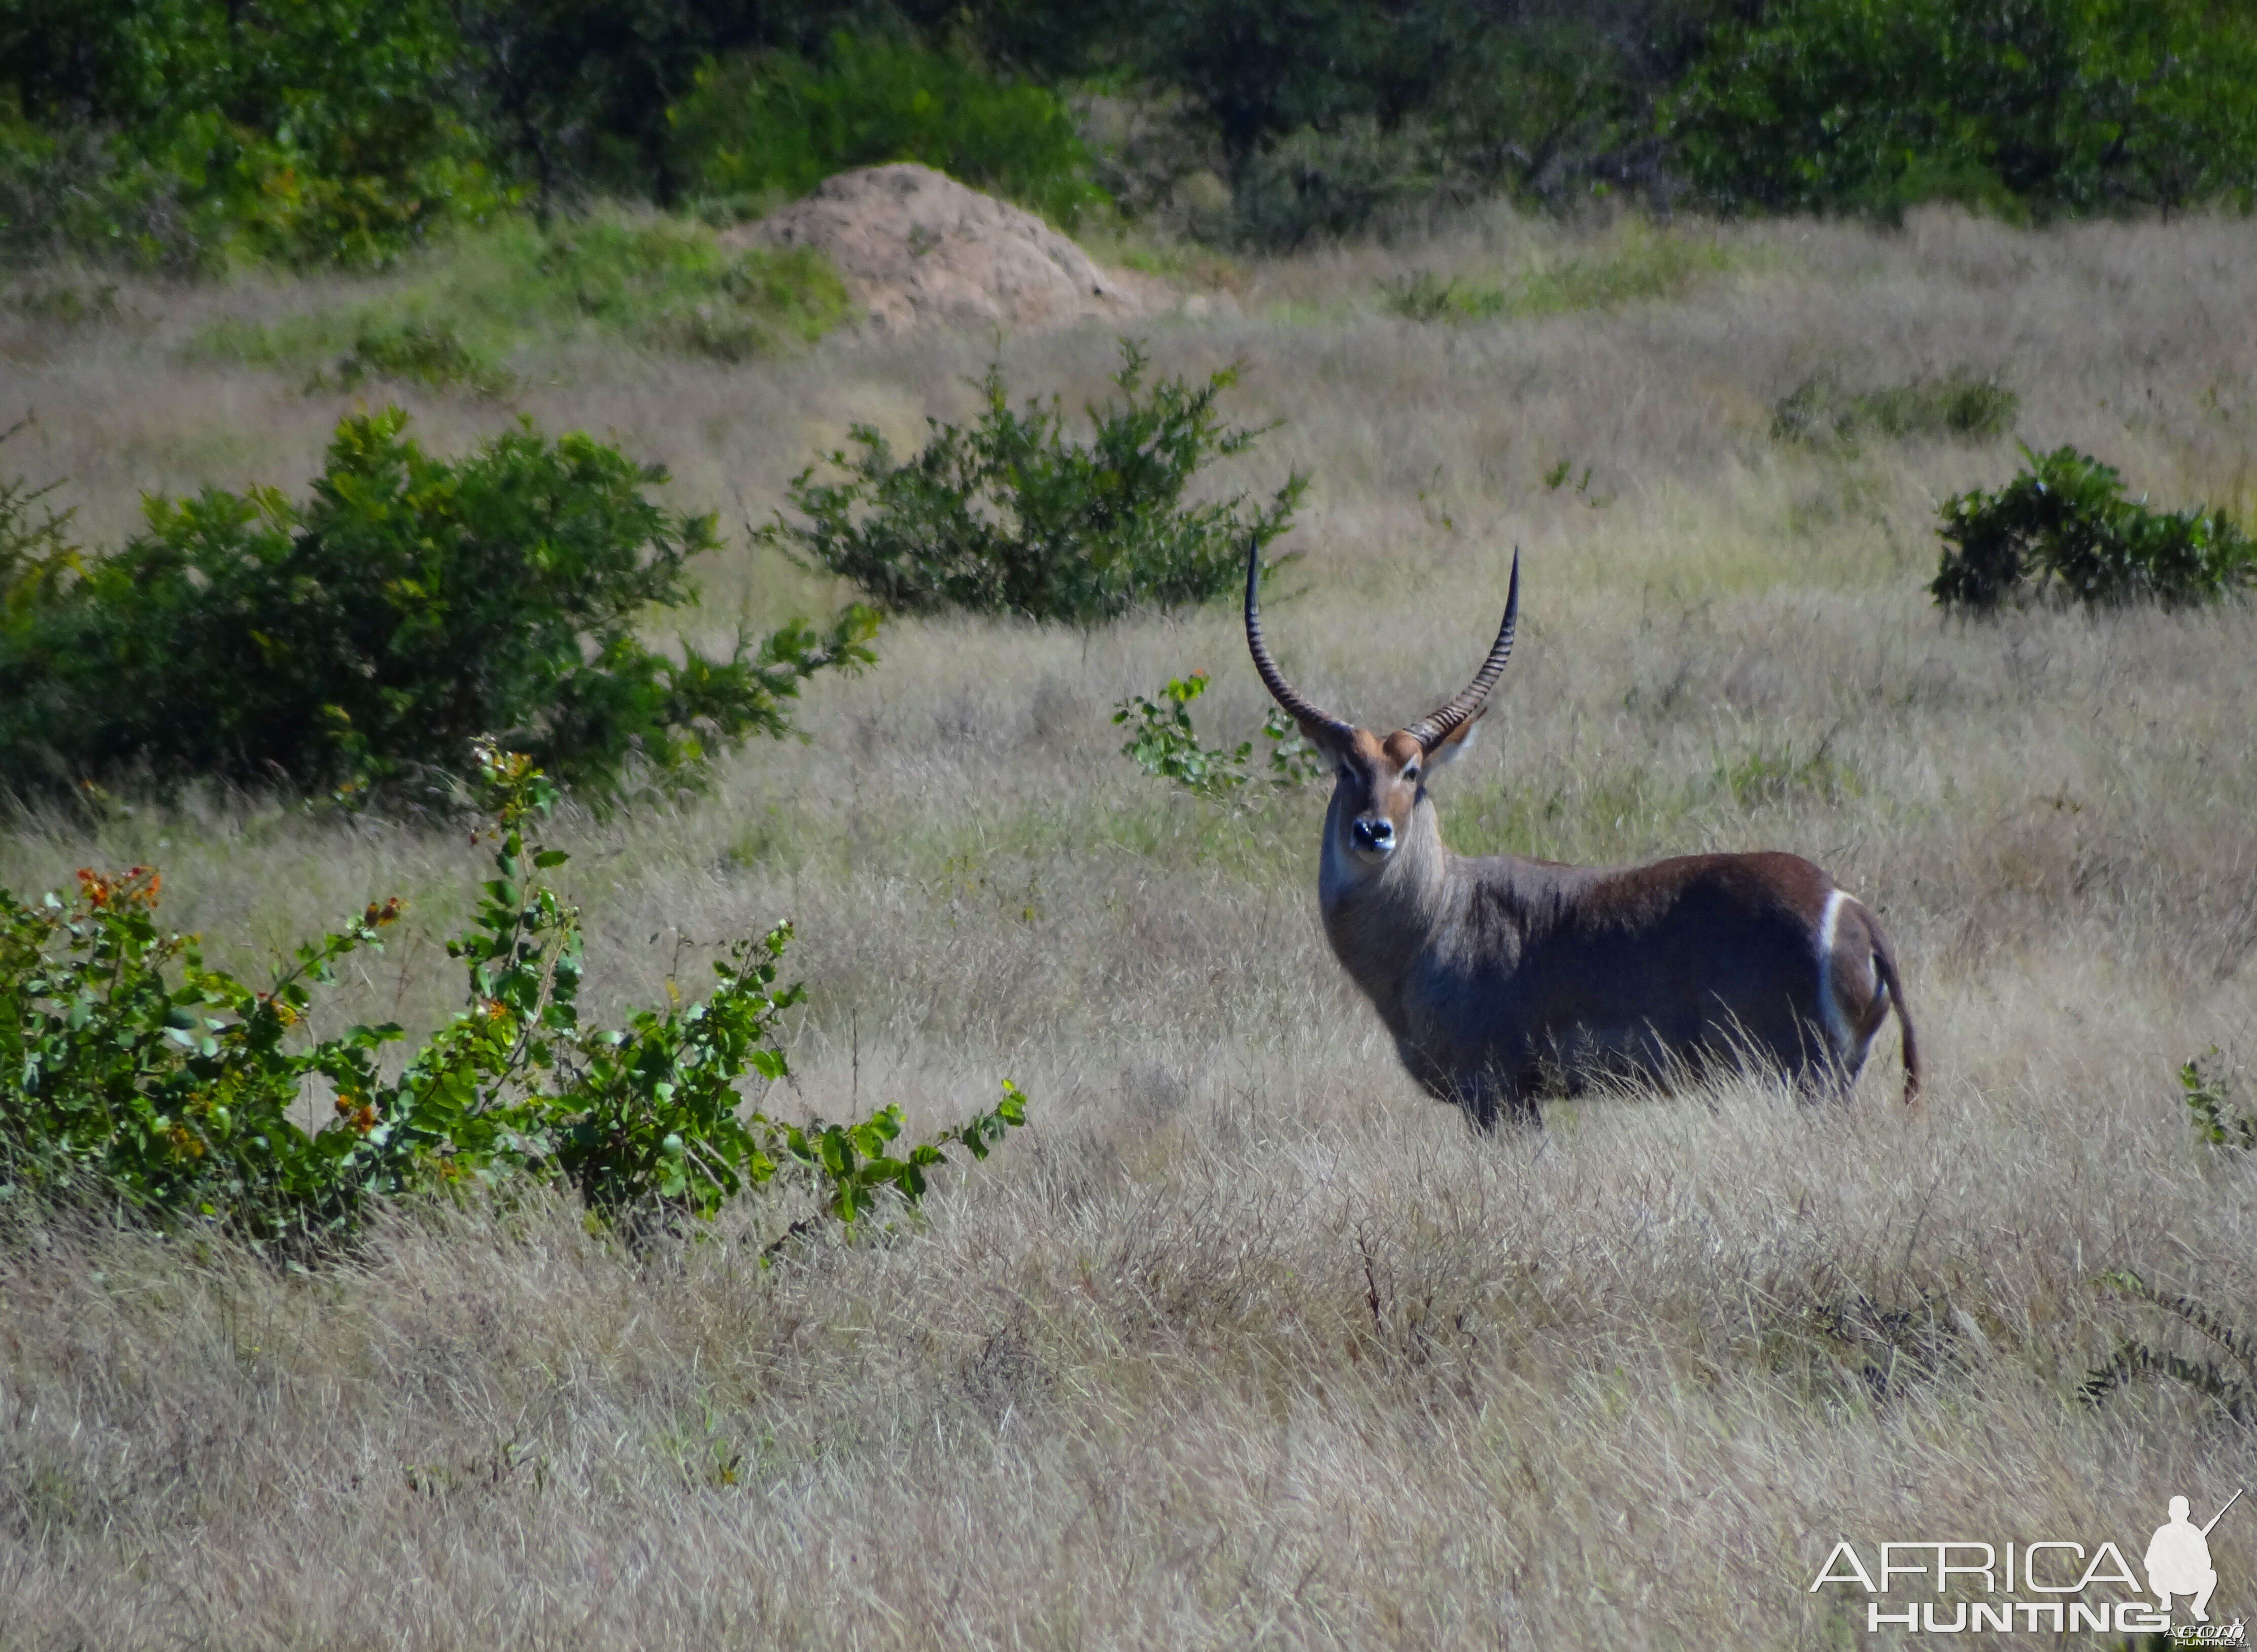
[{"left": 1402, "top": 765, "right": 1420, "bottom": 784}]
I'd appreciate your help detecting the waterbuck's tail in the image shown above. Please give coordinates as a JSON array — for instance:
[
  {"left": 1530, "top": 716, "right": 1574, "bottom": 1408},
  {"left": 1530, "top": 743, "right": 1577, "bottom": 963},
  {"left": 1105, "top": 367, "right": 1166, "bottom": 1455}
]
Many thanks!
[{"left": 1867, "top": 919, "right": 1921, "bottom": 1105}]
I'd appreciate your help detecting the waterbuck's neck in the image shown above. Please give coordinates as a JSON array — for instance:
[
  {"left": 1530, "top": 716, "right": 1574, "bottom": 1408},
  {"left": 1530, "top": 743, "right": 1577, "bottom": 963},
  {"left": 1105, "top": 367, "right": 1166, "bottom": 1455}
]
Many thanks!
[{"left": 1317, "top": 788, "right": 1464, "bottom": 1028}]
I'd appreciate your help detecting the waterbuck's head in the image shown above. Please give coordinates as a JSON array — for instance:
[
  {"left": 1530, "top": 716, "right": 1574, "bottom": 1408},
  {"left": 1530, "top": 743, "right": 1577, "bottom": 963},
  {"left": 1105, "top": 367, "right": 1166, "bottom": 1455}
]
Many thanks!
[{"left": 1244, "top": 542, "right": 1520, "bottom": 890}]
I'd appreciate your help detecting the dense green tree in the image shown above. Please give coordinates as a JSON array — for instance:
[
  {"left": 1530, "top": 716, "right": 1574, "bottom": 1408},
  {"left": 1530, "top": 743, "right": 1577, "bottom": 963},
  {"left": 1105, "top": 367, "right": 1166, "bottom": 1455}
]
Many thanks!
[
  {"left": 1668, "top": 0, "right": 2257, "bottom": 217},
  {"left": 8, "top": 0, "right": 2255, "bottom": 270},
  {"left": 0, "top": 0, "right": 492, "bottom": 265},
  {"left": 669, "top": 30, "right": 1103, "bottom": 224},
  {"left": 450, "top": 0, "right": 1117, "bottom": 215}
]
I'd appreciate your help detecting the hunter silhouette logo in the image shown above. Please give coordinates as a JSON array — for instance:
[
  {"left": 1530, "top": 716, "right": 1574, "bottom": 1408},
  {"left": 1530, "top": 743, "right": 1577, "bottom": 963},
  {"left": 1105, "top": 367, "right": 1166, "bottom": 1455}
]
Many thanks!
[
  {"left": 1809, "top": 1487, "right": 2246, "bottom": 1639},
  {"left": 2148, "top": 1491, "right": 2239, "bottom": 1627}
]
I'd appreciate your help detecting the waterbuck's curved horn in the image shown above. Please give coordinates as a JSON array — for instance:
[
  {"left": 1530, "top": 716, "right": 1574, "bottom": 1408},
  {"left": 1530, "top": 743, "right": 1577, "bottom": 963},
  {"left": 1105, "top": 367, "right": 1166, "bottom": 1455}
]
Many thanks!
[
  {"left": 1245, "top": 541, "right": 1354, "bottom": 746},
  {"left": 1404, "top": 549, "right": 1520, "bottom": 751}
]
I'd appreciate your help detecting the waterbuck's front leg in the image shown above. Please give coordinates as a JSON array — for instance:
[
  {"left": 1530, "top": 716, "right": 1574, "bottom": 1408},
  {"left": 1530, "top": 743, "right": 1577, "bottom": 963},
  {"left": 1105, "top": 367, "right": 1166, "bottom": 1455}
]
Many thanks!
[{"left": 1397, "top": 1038, "right": 1539, "bottom": 1131}]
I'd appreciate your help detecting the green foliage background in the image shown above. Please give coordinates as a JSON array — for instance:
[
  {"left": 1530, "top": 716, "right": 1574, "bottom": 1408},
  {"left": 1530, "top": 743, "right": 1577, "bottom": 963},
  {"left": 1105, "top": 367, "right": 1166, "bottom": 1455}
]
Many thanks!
[
  {"left": 6, "top": 0, "right": 2254, "bottom": 272},
  {"left": 1667, "top": 0, "right": 2257, "bottom": 220},
  {"left": 0, "top": 0, "right": 499, "bottom": 268},
  {"left": 670, "top": 31, "right": 1107, "bottom": 227}
]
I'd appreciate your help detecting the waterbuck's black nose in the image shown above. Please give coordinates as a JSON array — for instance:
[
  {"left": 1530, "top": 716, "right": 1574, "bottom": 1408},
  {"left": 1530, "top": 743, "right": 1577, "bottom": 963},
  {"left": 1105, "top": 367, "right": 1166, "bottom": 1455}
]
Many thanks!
[{"left": 1353, "top": 816, "right": 1395, "bottom": 852}]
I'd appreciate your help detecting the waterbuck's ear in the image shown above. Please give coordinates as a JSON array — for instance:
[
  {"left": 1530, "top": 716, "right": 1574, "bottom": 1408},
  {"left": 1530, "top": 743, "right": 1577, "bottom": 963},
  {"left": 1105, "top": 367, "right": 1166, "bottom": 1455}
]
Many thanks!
[{"left": 1422, "top": 707, "right": 1483, "bottom": 770}]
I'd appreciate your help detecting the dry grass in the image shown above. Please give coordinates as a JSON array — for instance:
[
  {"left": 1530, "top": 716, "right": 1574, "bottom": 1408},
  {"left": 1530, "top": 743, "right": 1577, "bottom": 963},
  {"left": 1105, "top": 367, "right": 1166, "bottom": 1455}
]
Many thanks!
[{"left": 4, "top": 203, "right": 2256, "bottom": 1649}]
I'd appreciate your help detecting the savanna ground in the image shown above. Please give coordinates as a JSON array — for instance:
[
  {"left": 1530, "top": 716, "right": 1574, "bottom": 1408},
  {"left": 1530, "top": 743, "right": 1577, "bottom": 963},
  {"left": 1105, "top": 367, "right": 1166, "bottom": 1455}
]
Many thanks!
[{"left": 3, "top": 204, "right": 2255, "bottom": 1648}]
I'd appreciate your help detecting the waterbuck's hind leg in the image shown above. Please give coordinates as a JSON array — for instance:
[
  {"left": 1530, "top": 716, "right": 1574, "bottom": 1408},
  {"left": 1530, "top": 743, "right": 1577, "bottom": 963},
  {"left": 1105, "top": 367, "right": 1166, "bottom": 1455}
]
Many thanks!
[{"left": 1790, "top": 1044, "right": 1863, "bottom": 1108}]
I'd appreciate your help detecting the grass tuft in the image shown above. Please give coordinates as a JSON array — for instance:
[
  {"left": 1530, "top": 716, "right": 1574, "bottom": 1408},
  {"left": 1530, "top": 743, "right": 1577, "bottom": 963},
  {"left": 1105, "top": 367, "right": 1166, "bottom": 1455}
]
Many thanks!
[
  {"left": 1772, "top": 368, "right": 2018, "bottom": 448},
  {"left": 1383, "top": 227, "right": 1744, "bottom": 324},
  {"left": 316, "top": 319, "right": 515, "bottom": 397},
  {"left": 194, "top": 212, "right": 852, "bottom": 380}
]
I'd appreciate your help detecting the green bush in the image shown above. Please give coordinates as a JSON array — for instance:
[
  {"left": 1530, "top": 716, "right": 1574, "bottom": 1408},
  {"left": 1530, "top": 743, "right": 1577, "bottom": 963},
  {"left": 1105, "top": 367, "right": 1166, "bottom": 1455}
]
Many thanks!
[
  {"left": 0, "top": 419, "right": 81, "bottom": 615},
  {"left": 1114, "top": 669, "right": 1321, "bottom": 802},
  {"left": 670, "top": 31, "right": 1108, "bottom": 227},
  {"left": 1771, "top": 370, "right": 2017, "bottom": 448},
  {"left": 2181, "top": 1048, "right": 2256, "bottom": 1153},
  {"left": 0, "top": 408, "right": 877, "bottom": 802},
  {"left": 758, "top": 340, "right": 1306, "bottom": 626},
  {"left": 0, "top": 744, "right": 1027, "bottom": 1247},
  {"left": 1667, "top": 0, "right": 2257, "bottom": 219},
  {"left": 0, "top": 862, "right": 403, "bottom": 1242},
  {"left": 1931, "top": 444, "right": 2257, "bottom": 612}
]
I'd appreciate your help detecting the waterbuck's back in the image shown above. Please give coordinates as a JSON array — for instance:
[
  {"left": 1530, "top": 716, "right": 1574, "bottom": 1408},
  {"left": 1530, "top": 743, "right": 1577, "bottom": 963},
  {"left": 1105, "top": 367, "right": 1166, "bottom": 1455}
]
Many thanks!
[{"left": 1411, "top": 850, "right": 1844, "bottom": 1096}]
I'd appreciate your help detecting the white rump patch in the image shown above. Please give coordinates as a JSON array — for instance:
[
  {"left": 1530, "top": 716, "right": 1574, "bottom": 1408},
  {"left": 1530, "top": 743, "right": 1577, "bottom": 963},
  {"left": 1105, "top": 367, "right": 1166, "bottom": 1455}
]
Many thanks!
[{"left": 1815, "top": 888, "right": 1854, "bottom": 1053}]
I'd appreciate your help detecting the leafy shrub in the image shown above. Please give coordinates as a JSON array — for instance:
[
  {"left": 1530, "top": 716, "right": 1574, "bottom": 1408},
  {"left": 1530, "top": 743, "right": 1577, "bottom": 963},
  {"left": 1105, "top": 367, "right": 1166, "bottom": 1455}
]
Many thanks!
[
  {"left": 1113, "top": 669, "right": 1319, "bottom": 802},
  {"left": 671, "top": 31, "right": 1108, "bottom": 227},
  {"left": 0, "top": 862, "right": 403, "bottom": 1242},
  {"left": 2181, "top": 1048, "right": 2256, "bottom": 1152},
  {"left": 1668, "top": 0, "right": 2257, "bottom": 219},
  {"left": 759, "top": 340, "right": 1306, "bottom": 626},
  {"left": 0, "top": 744, "right": 1027, "bottom": 1246},
  {"left": 1931, "top": 445, "right": 2257, "bottom": 612},
  {"left": 1771, "top": 370, "right": 2017, "bottom": 448},
  {"left": 0, "top": 419, "right": 81, "bottom": 615},
  {"left": 0, "top": 408, "right": 877, "bottom": 802},
  {"left": 203, "top": 216, "right": 852, "bottom": 374}
]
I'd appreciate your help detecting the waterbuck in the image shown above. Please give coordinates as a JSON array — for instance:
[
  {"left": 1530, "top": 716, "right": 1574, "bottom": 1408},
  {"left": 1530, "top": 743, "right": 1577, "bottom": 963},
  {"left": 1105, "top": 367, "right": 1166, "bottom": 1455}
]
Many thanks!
[{"left": 1246, "top": 544, "right": 1919, "bottom": 1127}]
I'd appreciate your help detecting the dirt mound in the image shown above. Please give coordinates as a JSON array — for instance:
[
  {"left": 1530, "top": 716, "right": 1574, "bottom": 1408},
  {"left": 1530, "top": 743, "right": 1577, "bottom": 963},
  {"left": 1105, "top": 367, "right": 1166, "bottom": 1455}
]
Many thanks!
[{"left": 732, "top": 164, "right": 1167, "bottom": 336}]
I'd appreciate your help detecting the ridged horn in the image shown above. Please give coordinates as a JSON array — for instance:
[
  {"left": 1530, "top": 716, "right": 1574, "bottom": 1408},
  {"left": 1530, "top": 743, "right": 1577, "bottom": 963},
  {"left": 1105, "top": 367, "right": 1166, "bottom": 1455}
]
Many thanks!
[
  {"left": 1403, "top": 549, "right": 1520, "bottom": 751},
  {"left": 1245, "top": 541, "right": 1354, "bottom": 746}
]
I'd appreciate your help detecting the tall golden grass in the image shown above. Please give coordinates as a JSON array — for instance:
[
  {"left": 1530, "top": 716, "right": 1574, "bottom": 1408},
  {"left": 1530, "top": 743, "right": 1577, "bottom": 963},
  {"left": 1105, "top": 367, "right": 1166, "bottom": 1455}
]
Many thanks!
[{"left": 2, "top": 203, "right": 2253, "bottom": 1648}]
